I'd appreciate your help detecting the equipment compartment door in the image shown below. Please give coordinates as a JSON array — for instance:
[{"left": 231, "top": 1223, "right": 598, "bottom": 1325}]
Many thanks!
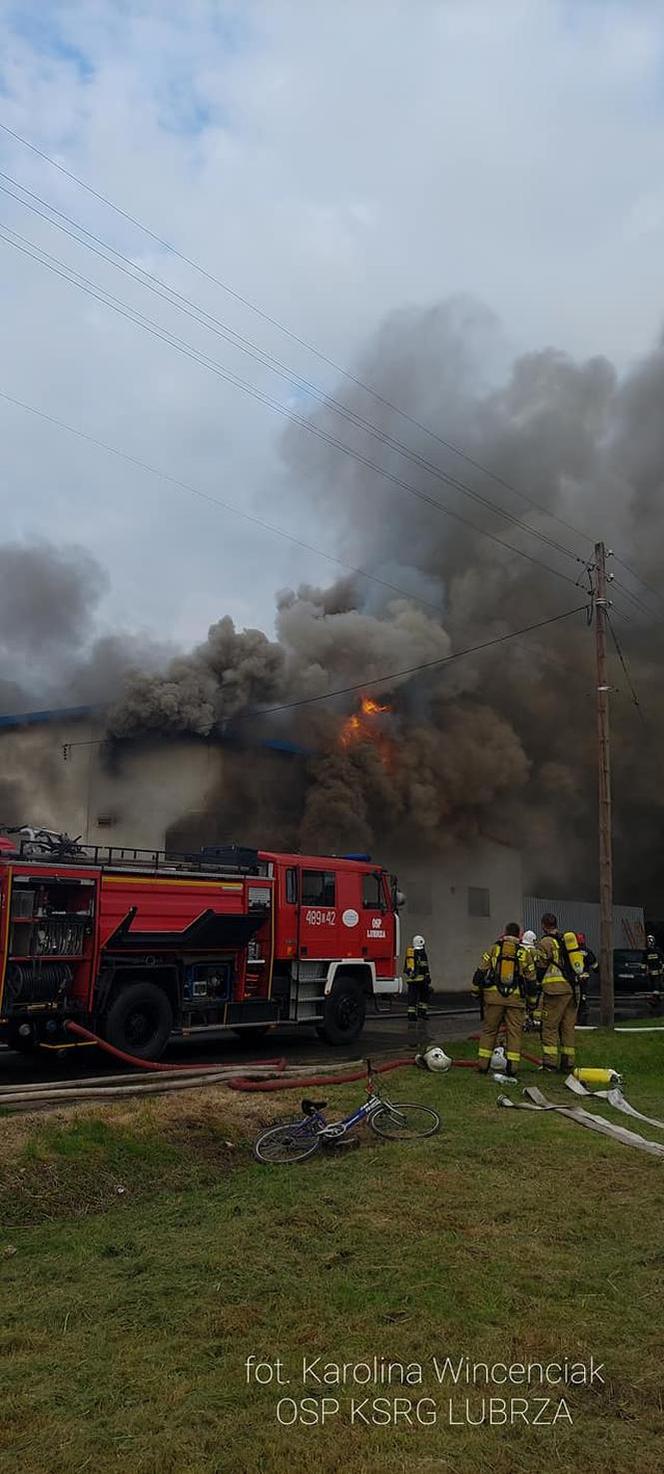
[{"left": 240, "top": 882, "right": 275, "bottom": 1000}]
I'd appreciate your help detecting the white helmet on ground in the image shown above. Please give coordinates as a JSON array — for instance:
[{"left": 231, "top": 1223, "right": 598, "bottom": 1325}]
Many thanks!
[
  {"left": 522, "top": 930, "right": 536, "bottom": 947},
  {"left": 491, "top": 1045, "right": 507, "bottom": 1072},
  {"left": 413, "top": 935, "right": 426, "bottom": 950},
  {"left": 419, "top": 1045, "right": 452, "bottom": 1072}
]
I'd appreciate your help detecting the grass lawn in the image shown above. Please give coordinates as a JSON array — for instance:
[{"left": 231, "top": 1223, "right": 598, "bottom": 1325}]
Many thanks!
[{"left": 0, "top": 1029, "right": 663, "bottom": 1473}]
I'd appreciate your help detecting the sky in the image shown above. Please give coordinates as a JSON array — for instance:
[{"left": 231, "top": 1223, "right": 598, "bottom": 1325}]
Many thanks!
[{"left": 1, "top": 0, "right": 664, "bottom": 653}]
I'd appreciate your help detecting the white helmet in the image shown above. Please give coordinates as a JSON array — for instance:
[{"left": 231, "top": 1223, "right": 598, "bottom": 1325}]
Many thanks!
[
  {"left": 420, "top": 1045, "right": 452, "bottom": 1073},
  {"left": 491, "top": 1045, "right": 507, "bottom": 1072},
  {"left": 647, "top": 935, "right": 655, "bottom": 947},
  {"left": 522, "top": 930, "right": 536, "bottom": 948},
  {"left": 413, "top": 934, "right": 426, "bottom": 950}
]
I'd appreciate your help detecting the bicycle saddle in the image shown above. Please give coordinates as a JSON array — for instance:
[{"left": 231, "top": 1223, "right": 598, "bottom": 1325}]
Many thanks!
[{"left": 301, "top": 1098, "right": 328, "bottom": 1114}]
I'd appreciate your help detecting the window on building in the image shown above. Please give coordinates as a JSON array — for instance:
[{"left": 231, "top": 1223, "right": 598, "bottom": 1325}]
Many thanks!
[
  {"left": 285, "top": 868, "right": 298, "bottom": 904},
  {"left": 302, "top": 870, "right": 336, "bottom": 906},
  {"left": 362, "top": 873, "right": 384, "bottom": 909},
  {"left": 468, "top": 886, "right": 491, "bottom": 918}
]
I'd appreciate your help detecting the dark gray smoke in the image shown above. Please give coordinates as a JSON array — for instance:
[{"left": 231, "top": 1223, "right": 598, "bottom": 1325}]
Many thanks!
[
  {"left": 0, "top": 540, "right": 172, "bottom": 715},
  {"left": 3, "top": 301, "right": 664, "bottom": 904},
  {"left": 109, "top": 616, "right": 287, "bottom": 737},
  {"left": 277, "top": 300, "right": 664, "bottom": 901}
]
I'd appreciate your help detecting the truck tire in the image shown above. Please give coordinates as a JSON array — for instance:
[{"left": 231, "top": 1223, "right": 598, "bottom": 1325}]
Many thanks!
[
  {"left": 7, "top": 1026, "right": 40, "bottom": 1055},
  {"left": 103, "top": 981, "right": 173, "bottom": 1061},
  {"left": 316, "top": 975, "right": 366, "bottom": 1045}
]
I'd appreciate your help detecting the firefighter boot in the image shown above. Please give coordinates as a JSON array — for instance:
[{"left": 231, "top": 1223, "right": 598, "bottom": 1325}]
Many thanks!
[
  {"left": 407, "top": 1007, "right": 417, "bottom": 1024},
  {"left": 417, "top": 1002, "right": 429, "bottom": 1020}
]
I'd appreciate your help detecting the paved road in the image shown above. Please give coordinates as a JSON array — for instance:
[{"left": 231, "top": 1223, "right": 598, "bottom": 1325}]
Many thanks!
[
  {"left": 0, "top": 1006, "right": 475, "bottom": 1085},
  {"left": 0, "top": 996, "right": 653, "bottom": 1085}
]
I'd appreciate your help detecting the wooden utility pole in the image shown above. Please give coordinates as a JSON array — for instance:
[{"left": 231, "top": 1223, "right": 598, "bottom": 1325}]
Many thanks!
[{"left": 595, "top": 541, "right": 614, "bottom": 1028}]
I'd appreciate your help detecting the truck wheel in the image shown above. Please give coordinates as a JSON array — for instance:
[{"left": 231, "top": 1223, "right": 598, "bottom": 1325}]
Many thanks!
[
  {"left": 7, "top": 1026, "right": 41, "bottom": 1055},
  {"left": 103, "top": 982, "right": 173, "bottom": 1061},
  {"left": 316, "top": 975, "right": 366, "bottom": 1045}
]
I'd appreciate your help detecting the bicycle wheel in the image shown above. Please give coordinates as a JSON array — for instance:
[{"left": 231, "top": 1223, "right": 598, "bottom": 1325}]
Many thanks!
[
  {"left": 369, "top": 1102, "right": 440, "bottom": 1141},
  {"left": 254, "top": 1121, "right": 322, "bottom": 1164}
]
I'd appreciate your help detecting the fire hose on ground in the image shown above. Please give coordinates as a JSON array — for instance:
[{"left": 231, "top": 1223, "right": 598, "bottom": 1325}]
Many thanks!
[
  {"left": 499, "top": 1084, "right": 664, "bottom": 1160},
  {"left": 0, "top": 1020, "right": 488, "bottom": 1109},
  {"left": 64, "top": 1020, "right": 288, "bottom": 1072}
]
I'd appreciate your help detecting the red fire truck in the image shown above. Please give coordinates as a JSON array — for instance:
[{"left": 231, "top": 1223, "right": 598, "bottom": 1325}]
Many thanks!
[{"left": 0, "top": 831, "right": 403, "bottom": 1059}]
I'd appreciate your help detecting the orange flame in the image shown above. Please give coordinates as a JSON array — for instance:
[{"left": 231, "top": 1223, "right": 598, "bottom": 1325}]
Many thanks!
[
  {"left": 339, "top": 713, "right": 362, "bottom": 747},
  {"left": 339, "top": 695, "right": 394, "bottom": 761},
  {"left": 360, "top": 696, "right": 391, "bottom": 716}
]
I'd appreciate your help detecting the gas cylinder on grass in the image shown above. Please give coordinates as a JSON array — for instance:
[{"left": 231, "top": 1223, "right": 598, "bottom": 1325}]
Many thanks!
[{"left": 573, "top": 1067, "right": 623, "bottom": 1089}]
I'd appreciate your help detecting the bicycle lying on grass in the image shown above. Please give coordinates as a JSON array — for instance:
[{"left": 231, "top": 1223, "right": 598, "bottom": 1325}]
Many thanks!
[{"left": 253, "top": 1059, "right": 441, "bottom": 1164}]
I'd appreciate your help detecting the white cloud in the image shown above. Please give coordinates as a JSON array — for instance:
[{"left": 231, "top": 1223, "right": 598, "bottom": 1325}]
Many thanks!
[{"left": 1, "top": 0, "right": 664, "bottom": 655}]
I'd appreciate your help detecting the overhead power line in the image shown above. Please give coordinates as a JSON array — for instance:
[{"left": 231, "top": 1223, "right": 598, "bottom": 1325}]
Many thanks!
[
  {"left": 0, "top": 388, "right": 445, "bottom": 617},
  {"left": 612, "top": 577, "right": 657, "bottom": 621},
  {"left": 0, "top": 118, "right": 597, "bottom": 552},
  {"left": 58, "top": 603, "right": 589, "bottom": 752},
  {"left": 231, "top": 604, "right": 589, "bottom": 718},
  {"left": 613, "top": 555, "right": 664, "bottom": 613},
  {"left": 0, "top": 221, "right": 584, "bottom": 594},
  {"left": 606, "top": 610, "right": 646, "bottom": 725},
  {"left": 0, "top": 169, "right": 584, "bottom": 570}
]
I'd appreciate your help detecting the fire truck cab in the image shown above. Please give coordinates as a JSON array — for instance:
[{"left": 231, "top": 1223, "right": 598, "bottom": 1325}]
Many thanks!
[{"left": 0, "top": 833, "right": 402, "bottom": 1060}]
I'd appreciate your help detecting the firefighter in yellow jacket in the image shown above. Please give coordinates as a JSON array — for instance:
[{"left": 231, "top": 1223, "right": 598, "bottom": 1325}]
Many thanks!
[
  {"left": 536, "top": 913, "right": 584, "bottom": 1072},
  {"left": 472, "top": 923, "right": 538, "bottom": 1076}
]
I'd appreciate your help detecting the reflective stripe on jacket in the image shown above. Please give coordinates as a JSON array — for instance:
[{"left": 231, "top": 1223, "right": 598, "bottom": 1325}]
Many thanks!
[
  {"left": 537, "top": 933, "right": 582, "bottom": 995},
  {"left": 404, "top": 946, "right": 430, "bottom": 985},
  {"left": 646, "top": 948, "right": 664, "bottom": 979}
]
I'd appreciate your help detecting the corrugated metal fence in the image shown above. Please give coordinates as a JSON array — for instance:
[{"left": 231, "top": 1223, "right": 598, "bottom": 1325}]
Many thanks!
[{"left": 523, "top": 897, "right": 645, "bottom": 952}]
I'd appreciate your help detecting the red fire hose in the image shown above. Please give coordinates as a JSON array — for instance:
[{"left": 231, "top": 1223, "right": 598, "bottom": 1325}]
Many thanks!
[
  {"left": 64, "top": 1020, "right": 287, "bottom": 1075},
  {"left": 227, "top": 1054, "right": 483, "bottom": 1091},
  {"left": 63, "top": 1024, "right": 523, "bottom": 1085},
  {"left": 227, "top": 1058, "right": 413, "bottom": 1091}
]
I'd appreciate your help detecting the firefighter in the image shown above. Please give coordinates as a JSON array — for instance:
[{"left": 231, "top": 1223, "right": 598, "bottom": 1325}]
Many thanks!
[
  {"left": 645, "top": 934, "right": 664, "bottom": 1005},
  {"left": 404, "top": 935, "right": 431, "bottom": 1021},
  {"left": 577, "top": 932, "right": 598, "bottom": 1025},
  {"left": 472, "top": 923, "right": 538, "bottom": 1077},
  {"left": 520, "top": 930, "right": 541, "bottom": 1032},
  {"left": 537, "top": 913, "right": 584, "bottom": 1072}
]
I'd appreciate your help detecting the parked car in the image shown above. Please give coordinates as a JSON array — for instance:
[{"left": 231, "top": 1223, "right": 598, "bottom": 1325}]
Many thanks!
[{"left": 613, "top": 948, "right": 648, "bottom": 993}]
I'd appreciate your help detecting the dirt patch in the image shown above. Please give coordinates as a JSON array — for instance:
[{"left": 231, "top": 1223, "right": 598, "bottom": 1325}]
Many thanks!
[{"left": 0, "top": 1082, "right": 307, "bottom": 1228}]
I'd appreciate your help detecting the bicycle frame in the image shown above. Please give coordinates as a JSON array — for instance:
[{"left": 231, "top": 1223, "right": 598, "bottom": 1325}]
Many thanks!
[
  {"left": 254, "top": 1057, "right": 440, "bottom": 1164},
  {"left": 296, "top": 1062, "right": 394, "bottom": 1142}
]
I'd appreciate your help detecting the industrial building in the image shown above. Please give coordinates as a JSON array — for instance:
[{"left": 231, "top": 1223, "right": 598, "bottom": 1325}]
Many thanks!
[{"left": 0, "top": 706, "right": 645, "bottom": 991}]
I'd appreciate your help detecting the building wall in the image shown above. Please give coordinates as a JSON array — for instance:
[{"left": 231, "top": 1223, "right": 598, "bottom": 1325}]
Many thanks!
[
  {"left": 385, "top": 838, "right": 524, "bottom": 992},
  {"left": 0, "top": 718, "right": 525, "bottom": 992},
  {"left": 0, "top": 718, "right": 222, "bottom": 850}
]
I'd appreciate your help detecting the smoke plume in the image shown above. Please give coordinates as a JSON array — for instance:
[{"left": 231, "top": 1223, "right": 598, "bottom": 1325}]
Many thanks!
[
  {"left": 0, "top": 540, "right": 172, "bottom": 715},
  {"left": 2, "top": 298, "right": 664, "bottom": 903}
]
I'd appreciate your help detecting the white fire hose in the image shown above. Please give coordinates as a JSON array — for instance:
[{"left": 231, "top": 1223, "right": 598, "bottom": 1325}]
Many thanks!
[
  {"left": 498, "top": 1084, "right": 664, "bottom": 1159},
  {"left": 565, "top": 1074, "right": 664, "bottom": 1131}
]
